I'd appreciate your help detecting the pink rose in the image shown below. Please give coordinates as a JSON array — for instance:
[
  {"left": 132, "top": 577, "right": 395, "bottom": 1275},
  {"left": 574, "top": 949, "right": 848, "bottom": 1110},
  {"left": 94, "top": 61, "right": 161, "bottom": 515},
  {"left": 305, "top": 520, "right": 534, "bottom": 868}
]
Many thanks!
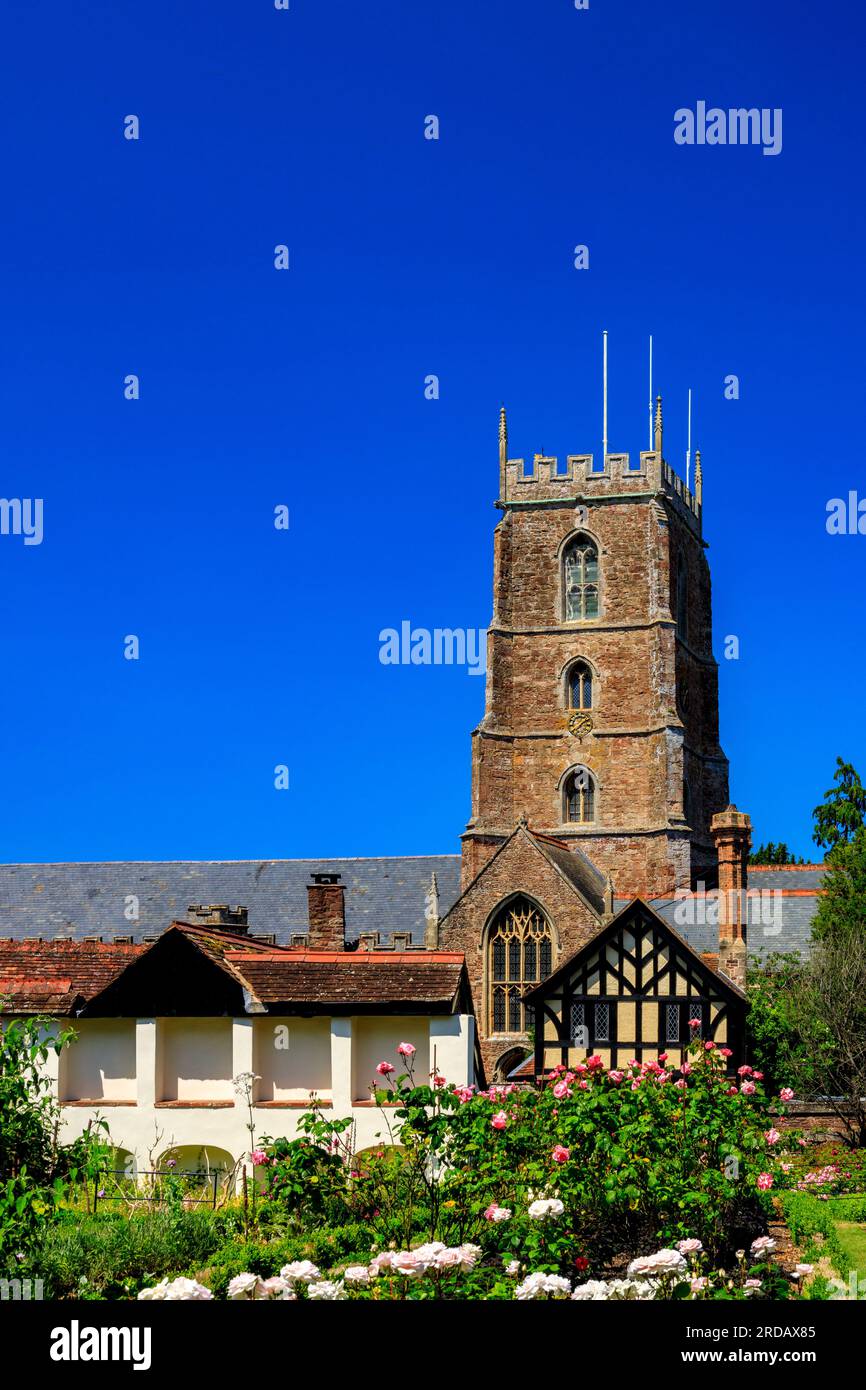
[
  {"left": 376, "top": 1061, "right": 395, "bottom": 1076},
  {"left": 737, "top": 1065, "right": 753, "bottom": 1077},
  {"left": 688, "top": 1018, "right": 701, "bottom": 1030},
  {"left": 586, "top": 1055, "right": 603, "bottom": 1070},
  {"left": 764, "top": 1128, "right": 781, "bottom": 1146},
  {"left": 680, "top": 1062, "right": 692, "bottom": 1076},
  {"left": 779, "top": 1087, "right": 795, "bottom": 1102},
  {"left": 552, "top": 1144, "right": 570, "bottom": 1164},
  {"left": 397, "top": 1042, "right": 416, "bottom": 1057},
  {"left": 250, "top": 1149, "right": 268, "bottom": 1166},
  {"left": 491, "top": 1110, "right": 508, "bottom": 1130},
  {"left": 704, "top": 1041, "right": 715, "bottom": 1051},
  {"left": 757, "top": 1173, "right": 773, "bottom": 1191},
  {"left": 719, "top": 1047, "right": 733, "bottom": 1058},
  {"left": 658, "top": 1052, "right": 668, "bottom": 1063},
  {"left": 552, "top": 1080, "right": 570, "bottom": 1100},
  {"left": 740, "top": 1081, "right": 756, "bottom": 1095},
  {"left": 752, "top": 1071, "right": 764, "bottom": 1080}
]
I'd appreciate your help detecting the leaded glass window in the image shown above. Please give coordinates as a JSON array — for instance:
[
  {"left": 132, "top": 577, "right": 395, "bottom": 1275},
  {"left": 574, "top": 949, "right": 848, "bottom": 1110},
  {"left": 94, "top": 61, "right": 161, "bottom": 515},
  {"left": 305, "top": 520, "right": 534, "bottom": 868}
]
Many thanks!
[
  {"left": 564, "top": 537, "right": 599, "bottom": 621},
  {"left": 564, "top": 767, "right": 596, "bottom": 823},
  {"left": 665, "top": 1003, "right": 681, "bottom": 1043},
  {"left": 488, "top": 897, "right": 553, "bottom": 1035},
  {"left": 594, "top": 1002, "right": 610, "bottom": 1043},
  {"left": 570, "top": 1001, "right": 587, "bottom": 1046},
  {"left": 493, "top": 987, "right": 506, "bottom": 1032},
  {"left": 492, "top": 939, "right": 506, "bottom": 982}
]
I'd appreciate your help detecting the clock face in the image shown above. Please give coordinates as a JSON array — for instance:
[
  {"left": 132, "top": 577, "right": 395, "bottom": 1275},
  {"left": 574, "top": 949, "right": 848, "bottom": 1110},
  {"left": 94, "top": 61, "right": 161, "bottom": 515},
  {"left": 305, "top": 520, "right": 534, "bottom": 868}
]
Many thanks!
[{"left": 568, "top": 711, "right": 594, "bottom": 737}]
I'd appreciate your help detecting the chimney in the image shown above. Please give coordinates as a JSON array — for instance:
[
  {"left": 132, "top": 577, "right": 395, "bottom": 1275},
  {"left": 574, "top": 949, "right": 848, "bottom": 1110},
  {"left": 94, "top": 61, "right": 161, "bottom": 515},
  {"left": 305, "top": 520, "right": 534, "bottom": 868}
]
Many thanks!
[
  {"left": 306, "top": 873, "right": 347, "bottom": 951},
  {"left": 710, "top": 806, "right": 752, "bottom": 988},
  {"left": 186, "top": 904, "right": 249, "bottom": 933}
]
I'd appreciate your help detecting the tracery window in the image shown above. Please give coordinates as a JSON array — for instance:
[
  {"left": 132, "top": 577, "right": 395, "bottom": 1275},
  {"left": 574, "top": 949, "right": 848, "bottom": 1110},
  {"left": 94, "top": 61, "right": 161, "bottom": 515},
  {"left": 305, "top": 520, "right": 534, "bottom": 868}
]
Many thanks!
[
  {"left": 488, "top": 897, "right": 552, "bottom": 1036},
  {"left": 564, "top": 536, "right": 599, "bottom": 621}
]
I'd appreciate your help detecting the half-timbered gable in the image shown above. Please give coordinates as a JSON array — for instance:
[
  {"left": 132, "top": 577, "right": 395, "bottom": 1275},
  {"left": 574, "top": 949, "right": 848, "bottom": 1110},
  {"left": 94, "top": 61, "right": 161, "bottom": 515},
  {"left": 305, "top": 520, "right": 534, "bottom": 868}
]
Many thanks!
[{"left": 524, "top": 899, "right": 747, "bottom": 1074}]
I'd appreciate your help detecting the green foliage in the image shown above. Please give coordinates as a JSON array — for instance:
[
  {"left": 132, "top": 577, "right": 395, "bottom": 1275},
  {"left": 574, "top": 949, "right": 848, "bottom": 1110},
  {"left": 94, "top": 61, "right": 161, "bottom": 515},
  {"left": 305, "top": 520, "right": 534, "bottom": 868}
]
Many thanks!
[
  {"left": 813, "top": 757, "right": 866, "bottom": 855},
  {"left": 779, "top": 1191, "right": 853, "bottom": 1286},
  {"left": 749, "top": 843, "right": 805, "bottom": 866},
  {"left": 811, "top": 826, "right": 866, "bottom": 944},
  {"left": 257, "top": 1043, "right": 781, "bottom": 1275},
  {"left": 0, "top": 1013, "right": 72, "bottom": 1182},
  {"left": 0, "top": 1012, "right": 78, "bottom": 1271},
  {"left": 37, "top": 1207, "right": 223, "bottom": 1299},
  {"left": 746, "top": 953, "right": 820, "bottom": 1094}
]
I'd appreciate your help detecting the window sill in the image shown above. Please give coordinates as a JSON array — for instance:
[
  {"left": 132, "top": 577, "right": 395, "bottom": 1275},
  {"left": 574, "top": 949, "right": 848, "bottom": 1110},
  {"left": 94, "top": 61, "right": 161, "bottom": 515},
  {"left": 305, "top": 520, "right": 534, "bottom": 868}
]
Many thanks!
[
  {"left": 154, "top": 1100, "right": 234, "bottom": 1109},
  {"left": 254, "top": 1100, "right": 333, "bottom": 1109},
  {"left": 62, "top": 1099, "right": 137, "bottom": 1107}
]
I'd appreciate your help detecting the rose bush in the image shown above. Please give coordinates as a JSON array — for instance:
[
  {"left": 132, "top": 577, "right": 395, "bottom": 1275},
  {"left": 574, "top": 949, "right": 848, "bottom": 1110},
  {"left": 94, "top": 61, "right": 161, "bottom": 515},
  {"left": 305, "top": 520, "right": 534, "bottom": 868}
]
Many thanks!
[{"left": 252, "top": 1038, "right": 797, "bottom": 1283}]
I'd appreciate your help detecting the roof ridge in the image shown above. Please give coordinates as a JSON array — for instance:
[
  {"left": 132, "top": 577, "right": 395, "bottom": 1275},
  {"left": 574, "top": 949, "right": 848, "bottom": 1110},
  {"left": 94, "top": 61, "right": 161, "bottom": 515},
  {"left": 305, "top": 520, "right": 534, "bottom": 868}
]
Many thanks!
[{"left": 0, "top": 854, "right": 462, "bottom": 868}]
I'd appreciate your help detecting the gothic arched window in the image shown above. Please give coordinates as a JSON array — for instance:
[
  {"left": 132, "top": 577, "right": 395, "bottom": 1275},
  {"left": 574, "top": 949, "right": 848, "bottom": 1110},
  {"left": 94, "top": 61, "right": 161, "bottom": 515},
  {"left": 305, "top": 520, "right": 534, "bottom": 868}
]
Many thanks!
[
  {"left": 564, "top": 766, "right": 596, "bottom": 824},
  {"left": 564, "top": 536, "right": 599, "bottom": 621},
  {"left": 489, "top": 897, "right": 552, "bottom": 1036},
  {"left": 567, "top": 661, "right": 593, "bottom": 710}
]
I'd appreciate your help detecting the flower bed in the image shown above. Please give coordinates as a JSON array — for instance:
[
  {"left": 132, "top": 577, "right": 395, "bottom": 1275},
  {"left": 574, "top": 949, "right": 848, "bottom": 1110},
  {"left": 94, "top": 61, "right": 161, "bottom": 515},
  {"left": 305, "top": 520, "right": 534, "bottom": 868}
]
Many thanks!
[{"left": 138, "top": 1233, "right": 802, "bottom": 1301}]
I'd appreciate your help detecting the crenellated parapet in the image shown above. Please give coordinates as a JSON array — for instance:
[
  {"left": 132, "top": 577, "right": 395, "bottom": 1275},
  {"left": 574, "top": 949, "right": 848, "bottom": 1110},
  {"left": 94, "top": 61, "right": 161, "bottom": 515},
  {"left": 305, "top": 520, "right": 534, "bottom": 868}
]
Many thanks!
[{"left": 498, "top": 401, "right": 702, "bottom": 535}]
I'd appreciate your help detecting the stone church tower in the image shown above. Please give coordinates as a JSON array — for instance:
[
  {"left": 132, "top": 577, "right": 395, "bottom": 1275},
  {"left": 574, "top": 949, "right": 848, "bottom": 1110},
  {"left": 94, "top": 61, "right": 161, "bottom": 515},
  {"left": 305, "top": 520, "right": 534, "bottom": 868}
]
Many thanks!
[
  {"left": 436, "top": 403, "right": 735, "bottom": 1082},
  {"left": 461, "top": 401, "right": 729, "bottom": 898}
]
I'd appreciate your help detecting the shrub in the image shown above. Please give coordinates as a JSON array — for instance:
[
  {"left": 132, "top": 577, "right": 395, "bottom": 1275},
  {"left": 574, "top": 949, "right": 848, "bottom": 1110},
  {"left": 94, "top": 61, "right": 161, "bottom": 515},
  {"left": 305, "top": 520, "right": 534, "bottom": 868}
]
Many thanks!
[{"left": 37, "top": 1208, "right": 223, "bottom": 1299}]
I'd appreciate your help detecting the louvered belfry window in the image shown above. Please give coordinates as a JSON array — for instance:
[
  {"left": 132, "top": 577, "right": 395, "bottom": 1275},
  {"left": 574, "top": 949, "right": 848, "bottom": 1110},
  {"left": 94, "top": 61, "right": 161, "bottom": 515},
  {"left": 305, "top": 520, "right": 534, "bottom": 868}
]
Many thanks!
[{"left": 488, "top": 897, "right": 553, "bottom": 1035}]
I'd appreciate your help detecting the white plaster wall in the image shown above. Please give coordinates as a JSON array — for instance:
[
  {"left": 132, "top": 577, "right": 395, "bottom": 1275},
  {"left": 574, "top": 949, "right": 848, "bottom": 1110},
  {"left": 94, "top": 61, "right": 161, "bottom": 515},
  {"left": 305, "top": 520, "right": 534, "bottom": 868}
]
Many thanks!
[
  {"left": 352, "top": 1017, "right": 431, "bottom": 1101},
  {"left": 158, "top": 1018, "right": 233, "bottom": 1102},
  {"left": 254, "top": 1017, "right": 331, "bottom": 1101},
  {"left": 60, "top": 1020, "right": 137, "bottom": 1102},
  {"left": 55, "top": 1014, "right": 475, "bottom": 1181}
]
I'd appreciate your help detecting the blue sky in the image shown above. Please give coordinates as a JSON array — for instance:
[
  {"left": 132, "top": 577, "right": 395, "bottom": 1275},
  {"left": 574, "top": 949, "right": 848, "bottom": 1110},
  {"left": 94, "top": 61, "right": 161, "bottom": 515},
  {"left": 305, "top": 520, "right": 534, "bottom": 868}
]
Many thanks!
[{"left": 0, "top": 0, "right": 862, "bottom": 864}]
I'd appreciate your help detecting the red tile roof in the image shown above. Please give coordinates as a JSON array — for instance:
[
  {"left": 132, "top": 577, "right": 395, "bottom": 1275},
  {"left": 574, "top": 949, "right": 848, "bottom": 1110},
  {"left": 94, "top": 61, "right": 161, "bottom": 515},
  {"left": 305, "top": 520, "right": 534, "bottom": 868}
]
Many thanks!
[
  {"left": 0, "top": 933, "right": 468, "bottom": 1016},
  {"left": 225, "top": 950, "right": 467, "bottom": 1011},
  {"left": 0, "top": 939, "right": 143, "bottom": 1013}
]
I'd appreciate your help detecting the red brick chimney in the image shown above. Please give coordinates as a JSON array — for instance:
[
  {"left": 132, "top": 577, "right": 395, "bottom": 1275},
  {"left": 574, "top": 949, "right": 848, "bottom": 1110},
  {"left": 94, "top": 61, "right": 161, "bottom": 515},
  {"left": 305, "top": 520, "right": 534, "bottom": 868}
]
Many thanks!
[
  {"left": 710, "top": 806, "right": 752, "bottom": 988},
  {"left": 306, "top": 873, "right": 347, "bottom": 950}
]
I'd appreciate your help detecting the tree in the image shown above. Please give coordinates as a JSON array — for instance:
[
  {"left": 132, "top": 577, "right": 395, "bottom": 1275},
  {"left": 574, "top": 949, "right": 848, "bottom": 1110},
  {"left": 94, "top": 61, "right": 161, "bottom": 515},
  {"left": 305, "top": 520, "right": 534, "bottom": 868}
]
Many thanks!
[
  {"left": 748, "top": 842, "right": 805, "bottom": 866},
  {"left": 746, "top": 953, "right": 817, "bottom": 1093},
  {"left": 811, "top": 826, "right": 866, "bottom": 943},
  {"left": 791, "top": 929, "right": 866, "bottom": 1148},
  {"left": 813, "top": 758, "right": 866, "bottom": 854}
]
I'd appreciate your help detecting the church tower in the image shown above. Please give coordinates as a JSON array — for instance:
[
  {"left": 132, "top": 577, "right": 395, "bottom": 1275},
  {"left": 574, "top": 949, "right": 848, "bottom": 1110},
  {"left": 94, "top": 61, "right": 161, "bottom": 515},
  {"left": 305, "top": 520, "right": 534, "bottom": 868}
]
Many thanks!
[{"left": 461, "top": 403, "right": 729, "bottom": 898}]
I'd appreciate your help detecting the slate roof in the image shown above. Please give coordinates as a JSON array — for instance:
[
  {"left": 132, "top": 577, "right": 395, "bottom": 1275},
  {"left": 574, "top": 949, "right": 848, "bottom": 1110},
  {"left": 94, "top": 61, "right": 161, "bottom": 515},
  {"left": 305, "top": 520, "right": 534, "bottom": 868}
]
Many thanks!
[
  {"left": 0, "top": 856, "right": 462, "bottom": 947},
  {"left": 634, "top": 890, "right": 820, "bottom": 960},
  {"left": 0, "top": 854, "right": 823, "bottom": 958}
]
